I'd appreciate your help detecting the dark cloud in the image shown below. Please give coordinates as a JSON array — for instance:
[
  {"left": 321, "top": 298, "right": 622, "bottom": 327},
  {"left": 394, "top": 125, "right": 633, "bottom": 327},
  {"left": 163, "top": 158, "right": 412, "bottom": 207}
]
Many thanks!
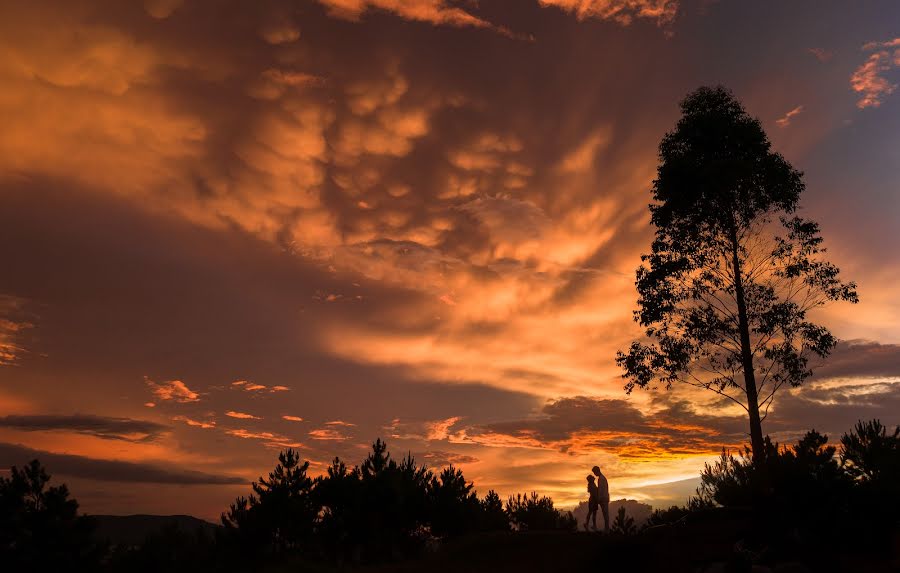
[
  {"left": 0, "top": 443, "right": 245, "bottom": 485},
  {"left": 810, "top": 340, "right": 900, "bottom": 380},
  {"left": 767, "top": 379, "right": 900, "bottom": 439},
  {"left": 467, "top": 396, "right": 746, "bottom": 457},
  {"left": 0, "top": 414, "right": 168, "bottom": 442}
]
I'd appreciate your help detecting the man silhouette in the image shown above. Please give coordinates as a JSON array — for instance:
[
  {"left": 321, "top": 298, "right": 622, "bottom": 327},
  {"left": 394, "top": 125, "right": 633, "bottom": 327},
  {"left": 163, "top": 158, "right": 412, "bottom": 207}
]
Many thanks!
[{"left": 591, "top": 465, "right": 610, "bottom": 533}]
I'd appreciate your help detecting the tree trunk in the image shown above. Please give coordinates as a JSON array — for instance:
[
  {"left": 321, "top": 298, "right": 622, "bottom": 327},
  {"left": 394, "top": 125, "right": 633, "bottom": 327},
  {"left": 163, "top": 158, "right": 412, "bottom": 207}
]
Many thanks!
[{"left": 730, "top": 227, "right": 765, "bottom": 465}]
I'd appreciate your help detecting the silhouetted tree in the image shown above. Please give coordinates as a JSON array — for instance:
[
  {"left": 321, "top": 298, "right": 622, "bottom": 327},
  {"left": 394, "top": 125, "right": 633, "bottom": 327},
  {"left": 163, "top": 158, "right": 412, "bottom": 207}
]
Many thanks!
[
  {"left": 0, "top": 459, "right": 100, "bottom": 571},
  {"left": 313, "top": 456, "right": 361, "bottom": 561},
  {"left": 610, "top": 506, "right": 637, "bottom": 535},
  {"left": 840, "top": 419, "right": 900, "bottom": 484},
  {"left": 505, "top": 492, "right": 575, "bottom": 532},
  {"left": 617, "top": 86, "right": 858, "bottom": 465},
  {"left": 221, "top": 449, "right": 315, "bottom": 554},
  {"left": 840, "top": 419, "right": 900, "bottom": 543},
  {"left": 428, "top": 465, "right": 480, "bottom": 537},
  {"left": 356, "top": 439, "right": 433, "bottom": 562},
  {"left": 478, "top": 490, "right": 510, "bottom": 532},
  {"left": 698, "top": 430, "right": 850, "bottom": 517}
]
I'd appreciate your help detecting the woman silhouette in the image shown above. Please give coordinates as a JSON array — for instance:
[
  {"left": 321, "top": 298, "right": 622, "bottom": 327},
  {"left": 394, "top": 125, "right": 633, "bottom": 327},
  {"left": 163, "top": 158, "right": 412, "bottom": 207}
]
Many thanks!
[{"left": 591, "top": 465, "right": 610, "bottom": 532}]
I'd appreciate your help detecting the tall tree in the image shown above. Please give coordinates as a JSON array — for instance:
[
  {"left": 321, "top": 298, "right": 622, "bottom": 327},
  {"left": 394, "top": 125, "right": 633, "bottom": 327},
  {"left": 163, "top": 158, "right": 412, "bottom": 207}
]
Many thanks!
[
  {"left": 616, "top": 86, "right": 857, "bottom": 464},
  {"left": 221, "top": 449, "right": 316, "bottom": 553},
  {"left": 428, "top": 466, "right": 479, "bottom": 537}
]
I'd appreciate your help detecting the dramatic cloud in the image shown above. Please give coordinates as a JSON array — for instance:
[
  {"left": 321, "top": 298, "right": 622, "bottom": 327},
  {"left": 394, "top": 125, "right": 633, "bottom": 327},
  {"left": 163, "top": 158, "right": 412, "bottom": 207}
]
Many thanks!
[
  {"left": 0, "top": 442, "right": 244, "bottom": 484},
  {"left": 0, "top": 414, "right": 168, "bottom": 442},
  {"left": 1, "top": 0, "right": 898, "bottom": 517},
  {"left": 851, "top": 38, "right": 900, "bottom": 108}
]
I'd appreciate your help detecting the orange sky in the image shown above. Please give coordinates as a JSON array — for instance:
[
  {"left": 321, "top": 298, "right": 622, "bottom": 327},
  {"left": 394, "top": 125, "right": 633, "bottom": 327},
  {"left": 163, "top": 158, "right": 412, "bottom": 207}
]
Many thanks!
[{"left": 1, "top": 0, "right": 899, "bottom": 520}]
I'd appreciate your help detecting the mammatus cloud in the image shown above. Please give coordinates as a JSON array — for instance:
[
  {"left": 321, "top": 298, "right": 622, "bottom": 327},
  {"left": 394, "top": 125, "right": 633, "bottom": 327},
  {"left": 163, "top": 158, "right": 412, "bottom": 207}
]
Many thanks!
[
  {"left": 146, "top": 378, "right": 200, "bottom": 403},
  {"left": 775, "top": 105, "right": 804, "bottom": 127},
  {"left": 0, "top": 442, "right": 244, "bottom": 484},
  {"left": 0, "top": 414, "right": 168, "bottom": 442},
  {"left": 1, "top": 0, "right": 899, "bottom": 518},
  {"left": 851, "top": 38, "right": 900, "bottom": 108}
]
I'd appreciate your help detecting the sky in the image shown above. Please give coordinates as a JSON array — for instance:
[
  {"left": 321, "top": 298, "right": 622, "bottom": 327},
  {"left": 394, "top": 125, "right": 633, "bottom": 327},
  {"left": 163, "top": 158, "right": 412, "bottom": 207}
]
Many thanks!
[{"left": 1, "top": 0, "right": 899, "bottom": 521}]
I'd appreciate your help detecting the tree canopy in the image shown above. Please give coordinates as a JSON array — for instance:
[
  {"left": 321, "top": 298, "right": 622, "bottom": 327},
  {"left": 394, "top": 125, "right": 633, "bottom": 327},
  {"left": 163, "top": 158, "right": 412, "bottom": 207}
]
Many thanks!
[{"left": 616, "top": 86, "right": 857, "bottom": 463}]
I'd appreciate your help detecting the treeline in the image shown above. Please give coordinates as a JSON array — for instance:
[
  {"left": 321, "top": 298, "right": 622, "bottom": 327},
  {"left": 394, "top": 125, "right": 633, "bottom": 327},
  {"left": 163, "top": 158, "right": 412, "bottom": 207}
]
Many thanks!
[
  {"left": 1, "top": 438, "right": 574, "bottom": 572},
  {"left": 642, "top": 420, "right": 900, "bottom": 568},
  {"left": 2, "top": 421, "right": 898, "bottom": 572},
  {"left": 216, "top": 438, "right": 574, "bottom": 566}
]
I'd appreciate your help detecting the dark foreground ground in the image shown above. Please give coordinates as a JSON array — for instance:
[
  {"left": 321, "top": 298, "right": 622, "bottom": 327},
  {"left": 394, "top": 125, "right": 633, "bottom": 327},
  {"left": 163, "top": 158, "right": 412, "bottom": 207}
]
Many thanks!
[
  {"left": 98, "top": 510, "right": 900, "bottom": 573},
  {"left": 260, "top": 514, "right": 898, "bottom": 573}
]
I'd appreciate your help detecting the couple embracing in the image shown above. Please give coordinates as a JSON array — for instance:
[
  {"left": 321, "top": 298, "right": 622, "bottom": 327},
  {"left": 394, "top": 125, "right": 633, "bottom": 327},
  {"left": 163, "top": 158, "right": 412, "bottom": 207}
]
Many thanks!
[{"left": 584, "top": 465, "right": 609, "bottom": 532}]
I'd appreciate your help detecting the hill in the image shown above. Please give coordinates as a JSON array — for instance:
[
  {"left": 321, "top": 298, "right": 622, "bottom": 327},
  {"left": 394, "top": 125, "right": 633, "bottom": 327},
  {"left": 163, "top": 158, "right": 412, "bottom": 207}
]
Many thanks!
[
  {"left": 92, "top": 514, "right": 220, "bottom": 546},
  {"left": 570, "top": 498, "right": 653, "bottom": 529}
]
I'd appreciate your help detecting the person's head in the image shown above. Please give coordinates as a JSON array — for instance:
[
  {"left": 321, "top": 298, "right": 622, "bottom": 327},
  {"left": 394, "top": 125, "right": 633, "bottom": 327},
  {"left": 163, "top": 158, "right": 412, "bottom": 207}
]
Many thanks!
[
  {"left": 586, "top": 474, "right": 595, "bottom": 483},
  {"left": 592, "top": 465, "right": 601, "bottom": 476}
]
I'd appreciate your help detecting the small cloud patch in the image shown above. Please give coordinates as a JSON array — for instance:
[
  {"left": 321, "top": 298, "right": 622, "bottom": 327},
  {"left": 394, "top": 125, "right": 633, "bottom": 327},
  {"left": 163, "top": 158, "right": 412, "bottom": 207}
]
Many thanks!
[
  {"left": 775, "top": 105, "right": 804, "bottom": 127},
  {"left": 226, "top": 410, "right": 261, "bottom": 420},
  {"left": 173, "top": 416, "right": 216, "bottom": 429},
  {"left": 231, "top": 380, "right": 290, "bottom": 393},
  {"left": 146, "top": 377, "right": 200, "bottom": 403}
]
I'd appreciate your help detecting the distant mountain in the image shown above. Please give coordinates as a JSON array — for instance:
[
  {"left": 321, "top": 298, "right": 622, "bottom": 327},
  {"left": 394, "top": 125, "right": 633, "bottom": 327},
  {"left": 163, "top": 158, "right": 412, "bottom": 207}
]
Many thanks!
[
  {"left": 91, "top": 514, "right": 220, "bottom": 546},
  {"left": 570, "top": 499, "right": 653, "bottom": 530}
]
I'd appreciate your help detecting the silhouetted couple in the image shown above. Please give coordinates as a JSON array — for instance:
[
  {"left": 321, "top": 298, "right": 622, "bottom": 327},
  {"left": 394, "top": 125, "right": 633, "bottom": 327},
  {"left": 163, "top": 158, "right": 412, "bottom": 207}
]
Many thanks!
[{"left": 585, "top": 465, "right": 609, "bottom": 532}]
